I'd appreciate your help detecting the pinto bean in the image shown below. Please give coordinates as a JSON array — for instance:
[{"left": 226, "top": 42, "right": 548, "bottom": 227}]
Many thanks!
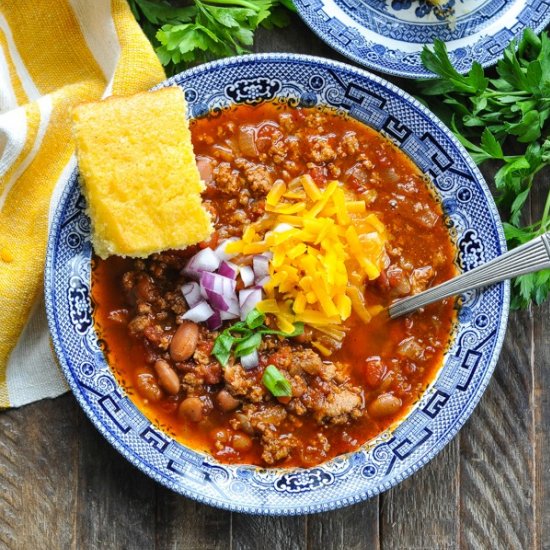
[
  {"left": 215, "top": 389, "right": 241, "bottom": 412},
  {"left": 154, "top": 359, "right": 180, "bottom": 395},
  {"left": 368, "top": 393, "right": 402, "bottom": 418},
  {"left": 232, "top": 432, "right": 253, "bottom": 452},
  {"left": 135, "top": 371, "right": 163, "bottom": 403},
  {"left": 170, "top": 321, "right": 199, "bottom": 361},
  {"left": 178, "top": 397, "right": 205, "bottom": 422}
]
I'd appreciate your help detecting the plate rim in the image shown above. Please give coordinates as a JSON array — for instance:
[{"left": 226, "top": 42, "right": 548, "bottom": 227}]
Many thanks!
[
  {"left": 293, "top": 0, "right": 550, "bottom": 79},
  {"left": 45, "top": 52, "right": 510, "bottom": 515}
]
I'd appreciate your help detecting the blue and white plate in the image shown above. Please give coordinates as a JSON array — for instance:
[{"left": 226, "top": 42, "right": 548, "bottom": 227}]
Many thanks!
[
  {"left": 294, "top": 0, "right": 550, "bottom": 78},
  {"left": 45, "top": 54, "right": 509, "bottom": 515}
]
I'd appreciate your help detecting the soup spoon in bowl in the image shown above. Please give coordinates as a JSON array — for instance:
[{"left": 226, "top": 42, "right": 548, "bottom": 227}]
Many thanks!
[{"left": 389, "top": 232, "right": 550, "bottom": 318}]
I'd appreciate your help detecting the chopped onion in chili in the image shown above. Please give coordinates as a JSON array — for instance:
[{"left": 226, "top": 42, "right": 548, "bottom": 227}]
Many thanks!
[
  {"left": 214, "top": 237, "right": 239, "bottom": 261},
  {"left": 238, "top": 125, "right": 259, "bottom": 158},
  {"left": 206, "top": 310, "right": 222, "bottom": 331},
  {"left": 180, "top": 240, "right": 271, "bottom": 328},
  {"left": 183, "top": 247, "right": 220, "bottom": 279},
  {"left": 182, "top": 301, "right": 215, "bottom": 323},
  {"left": 240, "top": 265, "right": 255, "bottom": 287},
  {"left": 240, "top": 349, "right": 259, "bottom": 370},
  {"left": 220, "top": 310, "right": 240, "bottom": 321},
  {"left": 253, "top": 255, "right": 270, "bottom": 281},
  {"left": 181, "top": 281, "right": 202, "bottom": 308},
  {"left": 256, "top": 275, "right": 271, "bottom": 288},
  {"left": 200, "top": 271, "right": 237, "bottom": 312},
  {"left": 239, "top": 288, "right": 263, "bottom": 321},
  {"left": 218, "top": 260, "right": 239, "bottom": 280}
]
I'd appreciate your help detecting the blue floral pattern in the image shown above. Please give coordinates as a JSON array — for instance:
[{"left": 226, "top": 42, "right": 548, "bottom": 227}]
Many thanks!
[
  {"left": 294, "top": 0, "right": 550, "bottom": 78},
  {"left": 45, "top": 54, "right": 509, "bottom": 515}
]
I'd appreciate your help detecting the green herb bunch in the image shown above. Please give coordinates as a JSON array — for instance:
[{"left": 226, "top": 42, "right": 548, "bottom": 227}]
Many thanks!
[
  {"left": 418, "top": 29, "right": 550, "bottom": 309},
  {"left": 128, "top": 0, "right": 295, "bottom": 75}
]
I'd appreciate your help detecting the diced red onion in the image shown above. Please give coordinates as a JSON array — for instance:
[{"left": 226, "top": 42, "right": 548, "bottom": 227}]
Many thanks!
[
  {"left": 200, "top": 271, "right": 237, "bottom": 312},
  {"left": 239, "top": 288, "right": 263, "bottom": 321},
  {"left": 227, "top": 295, "right": 240, "bottom": 315},
  {"left": 240, "top": 349, "right": 259, "bottom": 370},
  {"left": 183, "top": 248, "right": 220, "bottom": 280},
  {"left": 253, "top": 255, "right": 270, "bottom": 281},
  {"left": 181, "top": 282, "right": 202, "bottom": 308},
  {"left": 182, "top": 301, "right": 214, "bottom": 323},
  {"left": 239, "top": 265, "right": 255, "bottom": 287},
  {"left": 220, "top": 310, "right": 239, "bottom": 321},
  {"left": 180, "top": 243, "right": 271, "bottom": 328},
  {"left": 218, "top": 260, "right": 239, "bottom": 280},
  {"left": 206, "top": 310, "right": 222, "bottom": 331},
  {"left": 214, "top": 238, "right": 239, "bottom": 261},
  {"left": 256, "top": 275, "right": 271, "bottom": 288}
]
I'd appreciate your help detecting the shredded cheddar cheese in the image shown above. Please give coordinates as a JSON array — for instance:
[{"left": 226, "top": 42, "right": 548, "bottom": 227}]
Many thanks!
[{"left": 226, "top": 175, "right": 388, "bottom": 335}]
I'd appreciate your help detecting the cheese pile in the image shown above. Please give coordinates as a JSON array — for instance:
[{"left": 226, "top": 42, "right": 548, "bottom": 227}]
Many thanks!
[
  {"left": 72, "top": 87, "right": 212, "bottom": 259},
  {"left": 226, "top": 175, "right": 388, "bottom": 340}
]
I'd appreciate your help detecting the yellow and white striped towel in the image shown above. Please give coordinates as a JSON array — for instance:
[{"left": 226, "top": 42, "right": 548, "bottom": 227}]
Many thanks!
[{"left": 0, "top": 0, "right": 165, "bottom": 408}]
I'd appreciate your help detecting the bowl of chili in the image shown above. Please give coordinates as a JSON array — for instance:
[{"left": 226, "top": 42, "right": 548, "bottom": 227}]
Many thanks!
[{"left": 45, "top": 53, "right": 509, "bottom": 514}]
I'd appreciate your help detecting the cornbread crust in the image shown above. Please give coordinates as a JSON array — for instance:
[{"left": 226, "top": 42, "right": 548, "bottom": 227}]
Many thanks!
[{"left": 72, "top": 87, "right": 212, "bottom": 259}]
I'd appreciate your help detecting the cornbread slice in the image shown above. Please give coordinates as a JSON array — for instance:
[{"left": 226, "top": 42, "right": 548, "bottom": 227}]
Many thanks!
[{"left": 72, "top": 87, "right": 212, "bottom": 259}]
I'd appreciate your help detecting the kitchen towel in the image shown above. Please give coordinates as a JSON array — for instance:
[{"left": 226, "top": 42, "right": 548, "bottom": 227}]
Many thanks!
[{"left": 0, "top": 0, "right": 165, "bottom": 408}]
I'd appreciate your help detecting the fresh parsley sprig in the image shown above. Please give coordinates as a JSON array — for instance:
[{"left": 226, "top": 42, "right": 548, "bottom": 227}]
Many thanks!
[
  {"left": 212, "top": 309, "right": 303, "bottom": 366},
  {"left": 418, "top": 29, "right": 550, "bottom": 309},
  {"left": 128, "top": 0, "right": 296, "bottom": 75}
]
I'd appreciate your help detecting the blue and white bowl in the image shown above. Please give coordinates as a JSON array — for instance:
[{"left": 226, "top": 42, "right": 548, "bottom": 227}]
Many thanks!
[
  {"left": 294, "top": 0, "right": 550, "bottom": 78},
  {"left": 45, "top": 54, "right": 509, "bottom": 515}
]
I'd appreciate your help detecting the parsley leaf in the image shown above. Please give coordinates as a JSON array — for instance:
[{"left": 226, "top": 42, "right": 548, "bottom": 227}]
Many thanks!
[
  {"left": 129, "top": 0, "right": 295, "bottom": 75},
  {"left": 418, "top": 29, "right": 550, "bottom": 309}
]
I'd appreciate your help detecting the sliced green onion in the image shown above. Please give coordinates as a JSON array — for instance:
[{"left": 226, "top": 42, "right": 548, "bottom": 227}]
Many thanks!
[
  {"left": 245, "top": 308, "right": 265, "bottom": 329},
  {"left": 262, "top": 365, "right": 292, "bottom": 397},
  {"left": 211, "top": 309, "right": 304, "bottom": 368},
  {"left": 234, "top": 332, "right": 262, "bottom": 357},
  {"left": 212, "top": 332, "right": 234, "bottom": 366}
]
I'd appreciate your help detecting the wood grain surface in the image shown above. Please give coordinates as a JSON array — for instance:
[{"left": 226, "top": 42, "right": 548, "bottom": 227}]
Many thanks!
[{"left": 1, "top": 15, "right": 548, "bottom": 550}]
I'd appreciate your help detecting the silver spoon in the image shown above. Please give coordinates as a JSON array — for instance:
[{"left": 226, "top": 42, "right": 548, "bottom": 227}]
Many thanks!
[{"left": 389, "top": 232, "right": 550, "bottom": 319}]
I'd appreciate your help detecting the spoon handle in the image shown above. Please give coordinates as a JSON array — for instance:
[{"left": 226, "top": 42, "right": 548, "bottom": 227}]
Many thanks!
[{"left": 388, "top": 232, "right": 550, "bottom": 319}]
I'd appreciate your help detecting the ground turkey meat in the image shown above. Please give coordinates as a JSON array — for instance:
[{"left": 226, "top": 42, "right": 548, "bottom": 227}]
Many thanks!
[
  {"left": 260, "top": 430, "right": 298, "bottom": 465},
  {"left": 336, "top": 131, "right": 360, "bottom": 156},
  {"left": 128, "top": 314, "right": 152, "bottom": 337},
  {"left": 267, "top": 346, "right": 364, "bottom": 425},
  {"left": 278, "top": 112, "right": 295, "bottom": 133},
  {"left": 224, "top": 363, "right": 266, "bottom": 403},
  {"left": 312, "top": 386, "right": 363, "bottom": 425},
  {"left": 308, "top": 136, "right": 337, "bottom": 163},
  {"left": 234, "top": 158, "right": 274, "bottom": 194},
  {"left": 268, "top": 138, "right": 288, "bottom": 164},
  {"left": 289, "top": 349, "right": 337, "bottom": 381},
  {"left": 213, "top": 162, "right": 241, "bottom": 194}
]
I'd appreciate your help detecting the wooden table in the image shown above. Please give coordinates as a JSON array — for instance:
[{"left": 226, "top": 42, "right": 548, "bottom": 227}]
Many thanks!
[{"left": 1, "top": 17, "right": 549, "bottom": 550}]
